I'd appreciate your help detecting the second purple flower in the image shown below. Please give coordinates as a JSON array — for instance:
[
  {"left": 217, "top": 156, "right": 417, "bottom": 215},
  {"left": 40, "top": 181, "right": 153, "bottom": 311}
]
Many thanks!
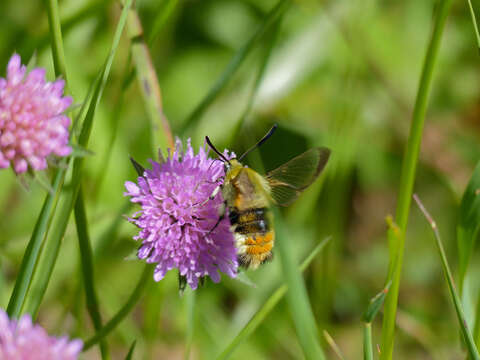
[{"left": 124, "top": 139, "right": 238, "bottom": 290}]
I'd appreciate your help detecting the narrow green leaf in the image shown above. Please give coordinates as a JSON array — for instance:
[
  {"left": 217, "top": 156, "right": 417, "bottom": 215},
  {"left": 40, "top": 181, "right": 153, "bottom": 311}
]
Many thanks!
[
  {"left": 71, "top": 72, "right": 98, "bottom": 139},
  {"left": 125, "top": 340, "right": 137, "bottom": 360},
  {"left": 380, "top": 1, "right": 454, "bottom": 358},
  {"left": 6, "top": 168, "right": 65, "bottom": 318},
  {"left": 216, "top": 236, "right": 330, "bottom": 360},
  {"left": 362, "top": 282, "right": 391, "bottom": 360},
  {"left": 26, "top": 51, "right": 38, "bottom": 71},
  {"left": 182, "top": 0, "right": 291, "bottom": 131},
  {"left": 232, "top": 271, "right": 257, "bottom": 288},
  {"left": 83, "top": 264, "right": 154, "bottom": 350},
  {"left": 23, "top": 0, "right": 134, "bottom": 318},
  {"left": 70, "top": 144, "right": 95, "bottom": 158},
  {"left": 127, "top": 6, "right": 174, "bottom": 152},
  {"left": 74, "top": 187, "right": 109, "bottom": 359},
  {"left": 362, "top": 282, "right": 391, "bottom": 323},
  {"left": 457, "top": 161, "right": 480, "bottom": 293},
  {"left": 414, "top": 194, "right": 480, "bottom": 360},
  {"left": 323, "top": 330, "right": 346, "bottom": 360},
  {"left": 474, "top": 291, "right": 480, "bottom": 347}
]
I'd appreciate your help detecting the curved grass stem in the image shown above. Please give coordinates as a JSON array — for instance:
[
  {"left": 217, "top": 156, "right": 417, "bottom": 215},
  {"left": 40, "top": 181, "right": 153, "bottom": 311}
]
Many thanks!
[
  {"left": 413, "top": 194, "right": 480, "bottom": 360},
  {"left": 379, "top": 1, "right": 454, "bottom": 358}
]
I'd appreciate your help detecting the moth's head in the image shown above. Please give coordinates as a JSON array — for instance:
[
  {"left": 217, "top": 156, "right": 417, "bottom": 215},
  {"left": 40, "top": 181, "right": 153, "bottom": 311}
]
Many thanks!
[
  {"left": 224, "top": 159, "right": 243, "bottom": 182},
  {"left": 205, "top": 124, "right": 277, "bottom": 176}
]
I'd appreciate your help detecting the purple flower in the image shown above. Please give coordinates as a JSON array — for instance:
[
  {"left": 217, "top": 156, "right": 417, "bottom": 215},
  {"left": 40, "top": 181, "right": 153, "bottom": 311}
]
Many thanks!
[
  {"left": 0, "top": 309, "right": 82, "bottom": 360},
  {"left": 124, "top": 139, "right": 238, "bottom": 290},
  {"left": 0, "top": 54, "right": 72, "bottom": 174}
]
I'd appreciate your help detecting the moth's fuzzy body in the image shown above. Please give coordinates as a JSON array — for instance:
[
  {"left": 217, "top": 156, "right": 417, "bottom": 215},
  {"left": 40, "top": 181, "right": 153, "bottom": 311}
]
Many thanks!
[{"left": 222, "top": 160, "right": 275, "bottom": 269}]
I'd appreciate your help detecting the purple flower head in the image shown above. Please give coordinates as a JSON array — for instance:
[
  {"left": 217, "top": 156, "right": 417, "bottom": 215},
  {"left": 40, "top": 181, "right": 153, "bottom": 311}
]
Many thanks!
[
  {"left": 0, "top": 54, "right": 72, "bottom": 174},
  {"left": 124, "top": 139, "right": 238, "bottom": 290},
  {"left": 0, "top": 309, "right": 82, "bottom": 360}
]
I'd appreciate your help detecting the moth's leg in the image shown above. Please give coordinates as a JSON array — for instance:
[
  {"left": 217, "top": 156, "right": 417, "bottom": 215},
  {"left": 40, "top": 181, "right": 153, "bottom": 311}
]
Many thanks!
[
  {"left": 193, "top": 184, "right": 221, "bottom": 207},
  {"left": 192, "top": 178, "right": 221, "bottom": 193},
  {"left": 208, "top": 200, "right": 226, "bottom": 234}
]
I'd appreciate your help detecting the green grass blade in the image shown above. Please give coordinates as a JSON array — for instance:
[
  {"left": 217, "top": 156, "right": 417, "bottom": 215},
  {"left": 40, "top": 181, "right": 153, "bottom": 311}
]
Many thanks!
[
  {"left": 474, "top": 294, "right": 480, "bottom": 346},
  {"left": 323, "top": 330, "right": 346, "bottom": 360},
  {"left": 413, "top": 194, "right": 480, "bottom": 360},
  {"left": 216, "top": 236, "right": 330, "bottom": 360},
  {"left": 273, "top": 210, "right": 326, "bottom": 359},
  {"left": 6, "top": 169, "right": 65, "bottom": 318},
  {"left": 182, "top": 0, "right": 291, "bottom": 131},
  {"left": 459, "top": 163, "right": 480, "bottom": 346},
  {"left": 457, "top": 161, "right": 480, "bottom": 293},
  {"left": 143, "top": 280, "right": 164, "bottom": 343},
  {"left": 228, "top": 17, "right": 281, "bottom": 146},
  {"left": 74, "top": 187, "right": 109, "bottom": 359},
  {"left": 380, "top": 1, "right": 454, "bottom": 358},
  {"left": 127, "top": 6, "right": 174, "bottom": 151},
  {"left": 83, "top": 264, "right": 154, "bottom": 351},
  {"left": 22, "top": 0, "right": 134, "bottom": 318},
  {"left": 44, "top": 0, "right": 68, "bottom": 82},
  {"left": 147, "top": 0, "right": 179, "bottom": 45},
  {"left": 94, "top": 201, "right": 132, "bottom": 259},
  {"left": 92, "top": 59, "right": 132, "bottom": 202},
  {"left": 125, "top": 340, "right": 137, "bottom": 360},
  {"left": 22, "top": 1, "right": 110, "bottom": 60},
  {"left": 184, "top": 289, "right": 196, "bottom": 360},
  {"left": 467, "top": 0, "right": 480, "bottom": 51}
]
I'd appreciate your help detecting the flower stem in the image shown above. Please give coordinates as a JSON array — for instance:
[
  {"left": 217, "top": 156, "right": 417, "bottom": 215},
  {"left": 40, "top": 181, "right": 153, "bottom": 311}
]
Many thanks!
[
  {"left": 363, "top": 323, "right": 373, "bottom": 360},
  {"left": 184, "top": 289, "right": 196, "bottom": 360}
]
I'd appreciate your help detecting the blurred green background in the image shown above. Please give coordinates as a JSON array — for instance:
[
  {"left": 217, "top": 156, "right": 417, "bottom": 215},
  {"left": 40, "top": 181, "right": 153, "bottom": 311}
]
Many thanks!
[{"left": 1, "top": 0, "right": 480, "bottom": 359}]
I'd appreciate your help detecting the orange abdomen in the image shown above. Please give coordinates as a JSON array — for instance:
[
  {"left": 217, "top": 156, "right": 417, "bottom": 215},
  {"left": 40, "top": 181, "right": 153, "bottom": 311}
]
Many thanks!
[{"left": 229, "top": 207, "right": 275, "bottom": 269}]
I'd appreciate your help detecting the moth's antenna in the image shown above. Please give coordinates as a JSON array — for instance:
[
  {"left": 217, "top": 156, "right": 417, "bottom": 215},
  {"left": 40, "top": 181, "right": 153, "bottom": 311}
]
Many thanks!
[
  {"left": 238, "top": 124, "right": 277, "bottom": 161},
  {"left": 205, "top": 136, "right": 229, "bottom": 162}
]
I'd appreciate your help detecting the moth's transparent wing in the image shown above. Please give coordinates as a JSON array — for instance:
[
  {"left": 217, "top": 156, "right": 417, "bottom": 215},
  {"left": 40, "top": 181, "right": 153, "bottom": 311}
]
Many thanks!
[{"left": 266, "top": 147, "right": 330, "bottom": 206}]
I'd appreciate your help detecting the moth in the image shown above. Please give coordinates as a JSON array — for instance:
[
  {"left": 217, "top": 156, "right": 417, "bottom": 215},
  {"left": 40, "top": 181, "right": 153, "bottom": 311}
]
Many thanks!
[{"left": 206, "top": 124, "right": 330, "bottom": 269}]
